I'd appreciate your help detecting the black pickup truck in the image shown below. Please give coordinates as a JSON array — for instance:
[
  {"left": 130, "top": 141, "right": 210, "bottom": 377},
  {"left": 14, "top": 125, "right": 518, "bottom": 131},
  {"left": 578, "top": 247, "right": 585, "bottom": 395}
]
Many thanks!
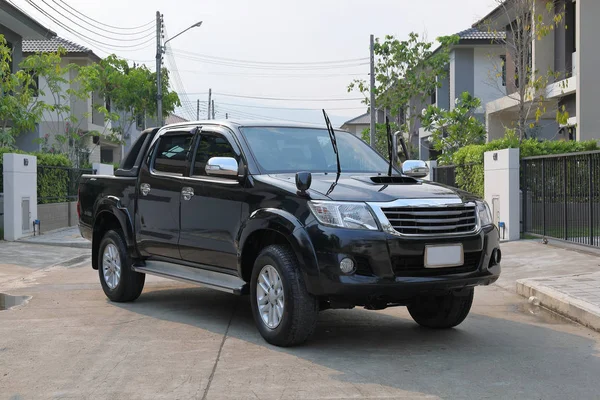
[{"left": 78, "top": 120, "right": 501, "bottom": 346}]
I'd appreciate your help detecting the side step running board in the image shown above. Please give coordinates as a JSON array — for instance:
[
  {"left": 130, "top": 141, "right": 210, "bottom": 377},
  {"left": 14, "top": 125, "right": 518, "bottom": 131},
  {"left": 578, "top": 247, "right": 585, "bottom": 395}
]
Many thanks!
[{"left": 133, "top": 261, "right": 248, "bottom": 295}]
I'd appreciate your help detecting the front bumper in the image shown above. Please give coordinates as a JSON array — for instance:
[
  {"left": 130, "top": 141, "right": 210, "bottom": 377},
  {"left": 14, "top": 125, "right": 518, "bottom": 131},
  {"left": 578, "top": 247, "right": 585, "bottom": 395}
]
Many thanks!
[{"left": 305, "top": 224, "right": 501, "bottom": 302}]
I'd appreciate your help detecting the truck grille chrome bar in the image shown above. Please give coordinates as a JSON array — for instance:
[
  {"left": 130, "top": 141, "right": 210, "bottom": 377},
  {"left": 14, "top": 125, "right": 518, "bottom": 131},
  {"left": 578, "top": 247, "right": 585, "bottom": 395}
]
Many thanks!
[{"left": 367, "top": 199, "right": 480, "bottom": 236}]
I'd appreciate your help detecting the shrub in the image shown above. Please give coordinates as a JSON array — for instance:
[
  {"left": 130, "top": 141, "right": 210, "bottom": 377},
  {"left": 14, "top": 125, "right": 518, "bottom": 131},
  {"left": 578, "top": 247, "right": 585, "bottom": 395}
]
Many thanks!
[
  {"left": 0, "top": 147, "right": 72, "bottom": 201},
  {"left": 451, "top": 136, "right": 599, "bottom": 197}
]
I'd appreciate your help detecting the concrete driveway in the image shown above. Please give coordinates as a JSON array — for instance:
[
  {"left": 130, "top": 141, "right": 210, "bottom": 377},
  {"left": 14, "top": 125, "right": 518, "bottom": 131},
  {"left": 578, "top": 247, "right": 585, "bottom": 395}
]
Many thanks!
[{"left": 1, "top": 241, "right": 600, "bottom": 399}]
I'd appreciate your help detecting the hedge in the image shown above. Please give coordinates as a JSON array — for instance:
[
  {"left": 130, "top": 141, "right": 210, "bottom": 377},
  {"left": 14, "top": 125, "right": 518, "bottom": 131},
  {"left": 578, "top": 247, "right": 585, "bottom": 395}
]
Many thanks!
[
  {"left": 451, "top": 138, "right": 599, "bottom": 197},
  {"left": 0, "top": 147, "right": 72, "bottom": 202}
]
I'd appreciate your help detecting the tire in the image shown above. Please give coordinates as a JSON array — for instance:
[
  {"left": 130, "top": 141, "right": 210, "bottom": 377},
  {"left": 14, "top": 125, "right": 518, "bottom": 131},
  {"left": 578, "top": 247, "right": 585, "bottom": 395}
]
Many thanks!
[
  {"left": 98, "top": 230, "right": 145, "bottom": 303},
  {"left": 407, "top": 288, "right": 474, "bottom": 329},
  {"left": 250, "top": 245, "right": 319, "bottom": 347}
]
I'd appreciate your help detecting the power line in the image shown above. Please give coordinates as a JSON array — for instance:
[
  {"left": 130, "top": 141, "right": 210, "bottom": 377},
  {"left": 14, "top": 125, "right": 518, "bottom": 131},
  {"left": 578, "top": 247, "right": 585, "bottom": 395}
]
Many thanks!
[
  {"left": 185, "top": 92, "right": 364, "bottom": 102},
  {"left": 35, "top": 0, "right": 155, "bottom": 43},
  {"left": 50, "top": 0, "right": 155, "bottom": 36},
  {"left": 166, "top": 50, "right": 368, "bottom": 71},
  {"left": 170, "top": 48, "right": 369, "bottom": 66},
  {"left": 215, "top": 106, "right": 326, "bottom": 126},
  {"left": 180, "top": 100, "right": 366, "bottom": 112},
  {"left": 175, "top": 69, "right": 368, "bottom": 79},
  {"left": 54, "top": 0, "right": 154, "bottom": 31},
  {"left": 24, "top": 0, "right": 156, "bottom": 49},
  {"left": 164, "top": 26, "right": 197, "bottom": 121}
]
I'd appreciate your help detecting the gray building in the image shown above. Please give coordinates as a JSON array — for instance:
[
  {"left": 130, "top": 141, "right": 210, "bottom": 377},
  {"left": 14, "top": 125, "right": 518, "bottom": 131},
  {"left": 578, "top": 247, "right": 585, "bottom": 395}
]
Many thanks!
[
  {"left": 0, "top": 0, "right": 55, "bottom": 70},
  {"left": 414, "top": 27, "right": 506, "bottom": 160},
  {"left": 483, "top": 0, "right": 594, "bottom": 142}
]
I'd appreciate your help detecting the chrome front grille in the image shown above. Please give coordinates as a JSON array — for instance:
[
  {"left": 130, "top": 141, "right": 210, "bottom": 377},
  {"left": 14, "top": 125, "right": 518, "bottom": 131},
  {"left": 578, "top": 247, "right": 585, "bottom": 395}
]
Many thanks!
[{"left": 381, "top": 204, "right": 477, "bottom": 235}]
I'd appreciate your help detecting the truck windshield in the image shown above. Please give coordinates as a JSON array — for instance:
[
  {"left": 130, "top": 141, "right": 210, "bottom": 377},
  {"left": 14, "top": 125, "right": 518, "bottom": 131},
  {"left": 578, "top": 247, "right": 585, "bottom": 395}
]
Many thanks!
[{"left": 240, "top": 126, "right": 393, "bottom": 174}]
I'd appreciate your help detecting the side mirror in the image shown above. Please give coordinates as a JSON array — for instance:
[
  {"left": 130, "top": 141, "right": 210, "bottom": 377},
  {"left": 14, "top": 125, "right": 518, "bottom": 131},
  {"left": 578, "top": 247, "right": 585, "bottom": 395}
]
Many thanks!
[
  {"left": 402, "top": 160, "right": 429, "bottom": 179},
  {"left": 205, "top": 157, "right": 239, "bottom": 177},
  {"left": 295, "top": 171, "right": 312, "bottom": 196}
]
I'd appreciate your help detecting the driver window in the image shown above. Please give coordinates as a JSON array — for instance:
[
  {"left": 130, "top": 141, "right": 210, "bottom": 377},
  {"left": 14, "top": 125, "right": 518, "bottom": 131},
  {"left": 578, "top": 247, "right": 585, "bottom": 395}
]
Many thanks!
[{"left": 192, "top": 133, "right": 237, "bottom": 177}]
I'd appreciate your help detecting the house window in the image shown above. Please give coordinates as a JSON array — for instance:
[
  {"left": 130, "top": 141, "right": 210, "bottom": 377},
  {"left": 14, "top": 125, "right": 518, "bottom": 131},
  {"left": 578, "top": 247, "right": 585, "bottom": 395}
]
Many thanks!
[
  {"left": 136, "top": 114, "right": 145, "bottom": 131},
  {"left": 430, "top": 89, "right": 437, "bottom": 105},
  {"left": 101, "top": 148, "right": 114, "bottom": 163},
  {"left": 500, "top": 55, "right": 507, "bottom": 87}
]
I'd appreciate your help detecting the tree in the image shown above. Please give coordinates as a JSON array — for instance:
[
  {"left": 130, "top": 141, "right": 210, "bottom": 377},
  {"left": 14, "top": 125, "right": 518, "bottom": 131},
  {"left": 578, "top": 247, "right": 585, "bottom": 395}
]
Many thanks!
[
  {"left": 360, "top": 122, "right": 400, "bottom": 159},
  {"left": 348, "top": 33, "right": 459, "bottom": 151},
  {"left": 88, "top": 55, "right": 180, "bottom": 136},
  {"left": 421, "top": 92, "right": 487, "bottom": 164},
  {"left": 0, "top": 36, "right": 47, "bottom": 147},
  {"left": 484, "top": 0, "right": 566, "bottom": 141}
]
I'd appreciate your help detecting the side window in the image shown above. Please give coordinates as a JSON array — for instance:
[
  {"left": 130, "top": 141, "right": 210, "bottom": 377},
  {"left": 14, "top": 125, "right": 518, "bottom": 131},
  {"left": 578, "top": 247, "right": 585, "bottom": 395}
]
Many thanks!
[
  {"left": 192, "top": 134, "right": 237, "bottom": 177},
  {"left": 153, "top": 134, "right": 193, "bottom": 175}
]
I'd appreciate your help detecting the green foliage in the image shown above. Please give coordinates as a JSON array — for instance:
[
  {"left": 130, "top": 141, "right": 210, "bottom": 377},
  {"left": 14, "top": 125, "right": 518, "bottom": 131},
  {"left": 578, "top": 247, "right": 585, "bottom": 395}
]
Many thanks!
[
  {"left": 422, "top": 92, "right": 487, "bottom": 164},
  {"left": 0, "top": 36, "right": 48, "bottom": 139},
  {"left": 0, "top": 146, "right": 71, "bottom": 201},
  {"left": 348, "top": 33, "right": 459, "bottom": 140},
  {"left": 451, "top": 131, "right": 599, "bottom": 197}
]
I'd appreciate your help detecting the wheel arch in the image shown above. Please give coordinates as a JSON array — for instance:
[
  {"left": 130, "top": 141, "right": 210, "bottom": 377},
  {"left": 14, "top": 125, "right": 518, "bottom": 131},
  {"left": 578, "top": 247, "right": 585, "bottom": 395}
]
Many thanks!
[
  {"left": 91, "top": 203, "right": 135, "bottom": 270},
  {"left": 237, "top": 208, "right": 320, "bottom": 293}
]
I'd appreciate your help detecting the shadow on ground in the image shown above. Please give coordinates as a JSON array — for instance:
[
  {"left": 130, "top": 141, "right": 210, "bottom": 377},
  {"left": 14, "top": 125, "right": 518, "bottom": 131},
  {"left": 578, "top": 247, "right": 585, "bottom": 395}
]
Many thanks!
[{"left": 114, "top": 286, "right": 600, "bottom": 399}]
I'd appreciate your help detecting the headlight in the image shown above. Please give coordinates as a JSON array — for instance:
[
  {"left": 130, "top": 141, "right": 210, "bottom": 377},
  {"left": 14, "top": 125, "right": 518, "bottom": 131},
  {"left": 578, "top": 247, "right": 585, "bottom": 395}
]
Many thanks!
[
  {"left": 308, "top": 201, "right": 378, "bottom": 230},
  {"left": 476, "top": 201, "right": 493, "bottom": 226}
]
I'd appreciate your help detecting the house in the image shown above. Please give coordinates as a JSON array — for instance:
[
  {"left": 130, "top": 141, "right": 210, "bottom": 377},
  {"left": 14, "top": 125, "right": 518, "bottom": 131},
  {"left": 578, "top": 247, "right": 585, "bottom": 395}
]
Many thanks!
[
  {"left": 341, "top": 112, "right": 370, "bottom": 137},
  {"left": 18, "top": 37, "right": 116, "bottom": 164},
  {"left": 482, "top": 0, "right": 596, "bottom": 142},
  {"left": 413, "top": 26, "right": 506, "bottom": 160},
  {"left": 0, "top": 0, "right": 55, "bottom": 72},
  {"left": 119, "top": 113, "right": 189, "bottom": 159},
  {"left": 340, "top": 109, "right": 386, "bottom": 137}
]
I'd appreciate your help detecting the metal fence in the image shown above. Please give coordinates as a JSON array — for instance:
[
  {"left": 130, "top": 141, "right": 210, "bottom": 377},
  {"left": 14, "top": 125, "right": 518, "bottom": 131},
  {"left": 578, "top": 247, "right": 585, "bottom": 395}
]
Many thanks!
[
  {"left": 521, "top": 151, "right": 600, "bottom": 247},
  {"left": 37, "top": 166, "right": 93, "bottom": 204},
  {"left": 432, "top": 165, "right": 457, "bottom": 187}
]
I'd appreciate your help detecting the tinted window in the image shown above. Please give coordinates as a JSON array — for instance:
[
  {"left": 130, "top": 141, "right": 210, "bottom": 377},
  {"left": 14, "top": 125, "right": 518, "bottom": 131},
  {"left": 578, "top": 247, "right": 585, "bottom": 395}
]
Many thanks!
[
  {"left": 193, "top": 134, "right": 237, "bottom": 176},
  {"left": 240, "top": 127, "right": 392, "bottom": 174},
  {"left": 153, "top": 134, "right": 192, "bottom": 175}
]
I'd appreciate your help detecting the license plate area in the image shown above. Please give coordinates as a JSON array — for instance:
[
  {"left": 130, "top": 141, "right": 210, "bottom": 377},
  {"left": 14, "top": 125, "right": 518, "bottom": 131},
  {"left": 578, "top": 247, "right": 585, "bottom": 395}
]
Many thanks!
[{"left": 424, "top": 244, "right": 464, "bottom": 268}]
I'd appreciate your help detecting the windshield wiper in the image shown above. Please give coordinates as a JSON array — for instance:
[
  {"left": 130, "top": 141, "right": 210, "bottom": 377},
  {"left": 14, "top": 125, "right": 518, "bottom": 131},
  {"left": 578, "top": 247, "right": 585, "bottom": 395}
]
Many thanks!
[{"left": 322, "top": 109, "right": 341, "bottom": 176}]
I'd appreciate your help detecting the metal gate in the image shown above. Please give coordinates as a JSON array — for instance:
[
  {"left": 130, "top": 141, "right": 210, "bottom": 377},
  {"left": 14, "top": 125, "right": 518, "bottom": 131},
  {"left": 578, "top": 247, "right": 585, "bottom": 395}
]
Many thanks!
[{"left": 521, "top": 151, "right": 600, "bottom": 247}]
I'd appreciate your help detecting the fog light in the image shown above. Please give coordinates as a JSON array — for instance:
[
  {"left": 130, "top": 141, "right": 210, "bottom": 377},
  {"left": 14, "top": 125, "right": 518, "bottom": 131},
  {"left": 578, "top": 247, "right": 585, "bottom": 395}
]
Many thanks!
[
  {"left": 339, "top": 258, "right": 356, "bottom": 274},
  {"left": 494, "top": 249, "right": 502, "bottom": 264}
]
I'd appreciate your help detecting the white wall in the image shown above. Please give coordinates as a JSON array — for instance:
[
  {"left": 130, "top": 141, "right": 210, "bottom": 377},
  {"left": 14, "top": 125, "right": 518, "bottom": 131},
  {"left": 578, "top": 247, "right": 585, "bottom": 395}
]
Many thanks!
[
  {"left": 473, "top": 46, "right": 506, "bottom": 110},
  {"left": 449, "top": 49, "right": 457, "bottom": 109},
  {"left": 3, "top": 153, "right": 37, "bottom": 241},
  {"left": 484, "top": 148, "right": 520, "bottom": 241}
]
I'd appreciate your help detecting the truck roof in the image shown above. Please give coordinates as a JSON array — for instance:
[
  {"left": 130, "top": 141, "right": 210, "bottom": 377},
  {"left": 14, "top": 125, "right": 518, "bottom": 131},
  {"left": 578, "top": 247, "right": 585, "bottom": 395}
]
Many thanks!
[{"left": 161, "top": 119, "right": 331, "bottom": 131}]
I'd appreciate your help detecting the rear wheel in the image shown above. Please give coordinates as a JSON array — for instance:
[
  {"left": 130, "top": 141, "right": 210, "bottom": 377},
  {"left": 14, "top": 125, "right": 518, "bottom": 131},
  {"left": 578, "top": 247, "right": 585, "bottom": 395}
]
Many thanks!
[
  {"left": 407, "top": 288, "right": 474, "bottom": 329},
  {"left": 98, "top": 230, "right": 145, "bottom": 302},
  {"left": 250, "top": 245, "right": 319, "bottom": 347}
]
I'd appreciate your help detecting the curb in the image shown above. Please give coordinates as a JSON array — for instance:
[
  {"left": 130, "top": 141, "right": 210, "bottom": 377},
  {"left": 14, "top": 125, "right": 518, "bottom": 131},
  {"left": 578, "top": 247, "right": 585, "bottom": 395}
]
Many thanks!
[
  {"left": 18, "top": 240, "right": 91, "bottom": 249},
  {"left": 516, "top": 278, "right": 600, "bottom": 333}
]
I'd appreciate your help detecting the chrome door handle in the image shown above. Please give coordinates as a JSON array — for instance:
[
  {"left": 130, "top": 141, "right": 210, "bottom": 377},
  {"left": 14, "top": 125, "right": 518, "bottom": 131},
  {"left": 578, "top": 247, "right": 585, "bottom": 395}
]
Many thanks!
[
  {"left": 182, "top": 187, "right": 194, "bottom": 201},
  {"left": 140, "top": 183, "right": 151, "bottom": 196}
]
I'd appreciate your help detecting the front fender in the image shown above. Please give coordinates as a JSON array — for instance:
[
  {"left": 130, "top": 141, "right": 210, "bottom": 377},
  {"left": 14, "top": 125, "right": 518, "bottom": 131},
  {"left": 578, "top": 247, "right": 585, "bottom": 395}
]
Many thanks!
[{"left": 237, "top": 208, "right": 321, "bottom": 293}]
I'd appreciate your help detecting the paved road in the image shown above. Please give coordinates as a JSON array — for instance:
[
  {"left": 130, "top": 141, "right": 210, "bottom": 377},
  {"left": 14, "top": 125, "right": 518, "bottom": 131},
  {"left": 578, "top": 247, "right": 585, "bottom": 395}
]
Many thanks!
[{"left": 1, "top": 243, "right": 600, "bottom": 399}]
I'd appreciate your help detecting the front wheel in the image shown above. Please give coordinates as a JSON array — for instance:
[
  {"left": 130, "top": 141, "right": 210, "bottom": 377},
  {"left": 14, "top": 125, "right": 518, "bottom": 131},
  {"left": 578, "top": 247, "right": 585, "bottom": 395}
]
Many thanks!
[
  {"left": 250, "top": 245, "right": 319, "bottom": 347},
  {"left": 407, "top": 288, "right": 474, "bottom": 329},
  {"left": 98, "top": 230, "right": 145, "bottom": 303}
]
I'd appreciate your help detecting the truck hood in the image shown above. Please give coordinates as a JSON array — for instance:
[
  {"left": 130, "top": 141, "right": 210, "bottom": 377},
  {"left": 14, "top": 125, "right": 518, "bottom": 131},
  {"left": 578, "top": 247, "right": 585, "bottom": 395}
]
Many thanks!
[{"left": 268, "top": 173, "right": 477, "bottom": 203}]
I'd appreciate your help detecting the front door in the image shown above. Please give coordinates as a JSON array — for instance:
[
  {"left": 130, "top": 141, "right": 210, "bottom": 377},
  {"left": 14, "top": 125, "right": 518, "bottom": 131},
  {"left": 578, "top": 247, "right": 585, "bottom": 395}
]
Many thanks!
[
  {"left": 136, "top": 130, "right": 194, "bottom": 259},
  {"left": 179, "top": 128, "right": 246, "bottom": 272}
]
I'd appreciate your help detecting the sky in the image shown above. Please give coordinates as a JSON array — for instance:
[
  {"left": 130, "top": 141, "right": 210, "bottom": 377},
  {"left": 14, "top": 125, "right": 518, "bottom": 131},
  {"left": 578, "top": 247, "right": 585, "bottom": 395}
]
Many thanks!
[{"left": 15, "top": 0, "right": 499, "bottom": 127}]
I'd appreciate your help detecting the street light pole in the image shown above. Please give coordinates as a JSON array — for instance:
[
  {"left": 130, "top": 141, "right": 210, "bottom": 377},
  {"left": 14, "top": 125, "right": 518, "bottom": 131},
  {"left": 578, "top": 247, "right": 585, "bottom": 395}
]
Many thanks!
[{"left": 156, "top": 15, "right": 202, "bottom": 127}]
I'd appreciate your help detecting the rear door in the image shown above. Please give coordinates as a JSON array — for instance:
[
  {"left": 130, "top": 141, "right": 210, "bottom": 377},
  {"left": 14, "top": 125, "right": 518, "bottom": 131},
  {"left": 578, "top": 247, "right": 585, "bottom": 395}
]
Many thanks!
[
  {"left": 179, "top": 127, "right": 246, "bottom": 272},
  {"left": 135, "top": 130, "right": 194, "bottom": 259}
]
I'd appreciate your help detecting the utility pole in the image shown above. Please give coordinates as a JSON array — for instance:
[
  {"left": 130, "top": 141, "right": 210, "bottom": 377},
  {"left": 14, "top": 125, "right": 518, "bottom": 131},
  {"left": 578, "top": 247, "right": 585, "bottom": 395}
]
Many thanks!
[
  {"left": 369, "top": 34, "right": 376, "bottom": 148},
  {"left": 156, "top": 11, "right": 163, "bottom": 127},
  {"left": 211, "top": 100, "right": 215, "bottom": 119},
  {"left": 196, "top": 99, "right": 200, "bottom": 120},
  {"left": 207, "top": 89, "right": 212, "bottom": 119}
]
